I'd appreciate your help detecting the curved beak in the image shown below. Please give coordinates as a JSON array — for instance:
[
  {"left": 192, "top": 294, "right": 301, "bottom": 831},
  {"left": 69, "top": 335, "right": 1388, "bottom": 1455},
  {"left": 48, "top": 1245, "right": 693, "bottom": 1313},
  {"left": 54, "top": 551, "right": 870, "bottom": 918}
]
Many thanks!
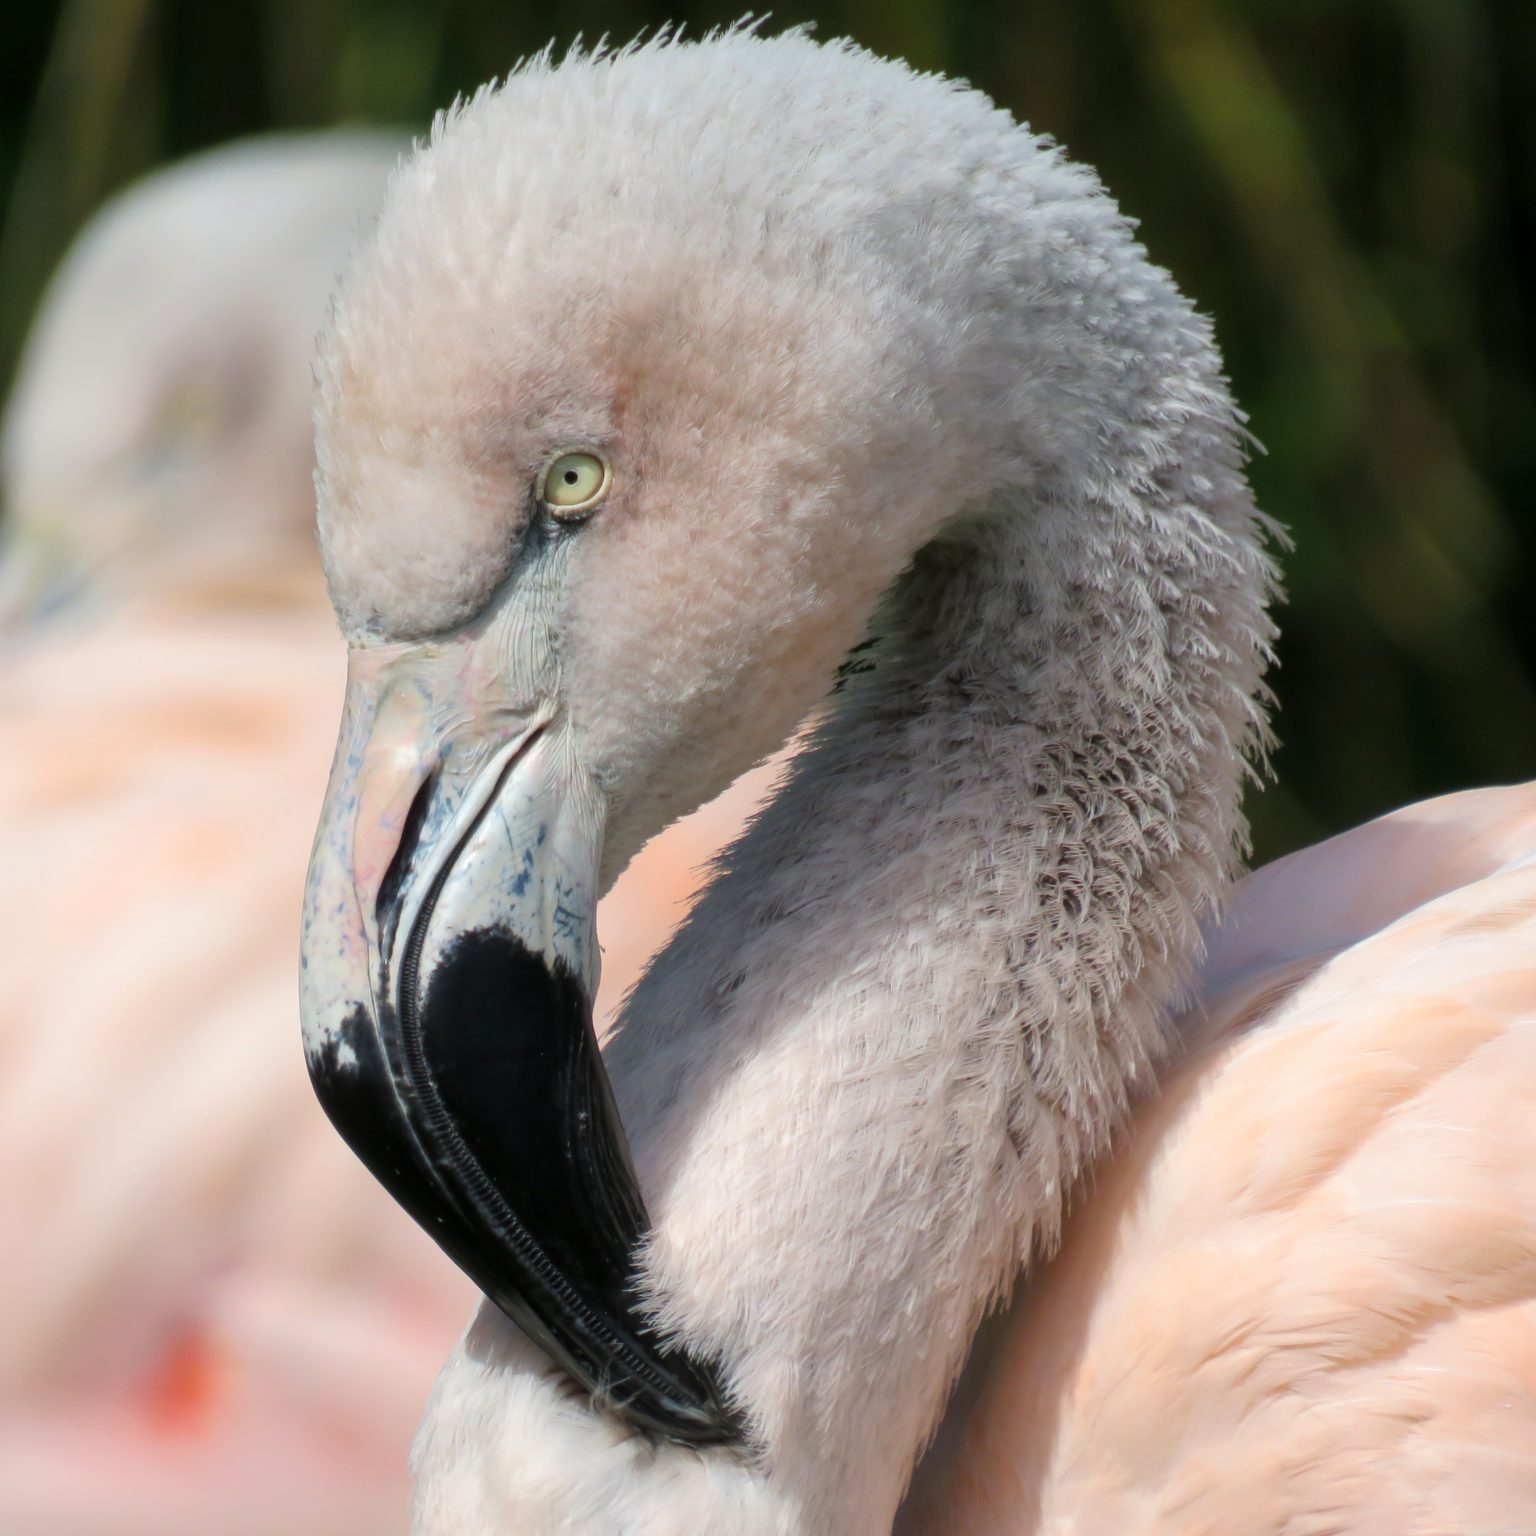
[{"left": 299, "top": 611, "right": 741, "bottom": 1446}]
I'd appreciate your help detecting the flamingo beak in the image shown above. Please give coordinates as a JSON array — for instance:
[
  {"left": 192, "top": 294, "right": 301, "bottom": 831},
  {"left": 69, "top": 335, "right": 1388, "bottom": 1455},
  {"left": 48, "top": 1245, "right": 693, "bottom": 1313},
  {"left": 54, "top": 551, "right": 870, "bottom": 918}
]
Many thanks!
[{"left": 298, "top": 614, "right": 741, "bottom": 1447}]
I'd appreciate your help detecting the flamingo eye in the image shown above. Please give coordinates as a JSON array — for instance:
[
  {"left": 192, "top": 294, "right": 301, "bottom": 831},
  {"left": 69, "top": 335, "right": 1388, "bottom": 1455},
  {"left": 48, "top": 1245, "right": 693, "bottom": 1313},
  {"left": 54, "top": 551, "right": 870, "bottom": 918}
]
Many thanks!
[{"left": 539, "top": 451, "right": 609, "bottom": 518}]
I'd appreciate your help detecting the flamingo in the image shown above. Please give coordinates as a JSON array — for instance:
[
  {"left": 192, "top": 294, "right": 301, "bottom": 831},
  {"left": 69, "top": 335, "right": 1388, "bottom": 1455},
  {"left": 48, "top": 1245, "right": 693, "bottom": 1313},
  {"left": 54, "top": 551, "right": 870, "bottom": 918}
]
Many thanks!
[
  {"left": 296, "top": 29, "right": 1536, "bottom": 1536},
  {"left": 0, "top": 129, "right": 773, "bottom": 1534}
]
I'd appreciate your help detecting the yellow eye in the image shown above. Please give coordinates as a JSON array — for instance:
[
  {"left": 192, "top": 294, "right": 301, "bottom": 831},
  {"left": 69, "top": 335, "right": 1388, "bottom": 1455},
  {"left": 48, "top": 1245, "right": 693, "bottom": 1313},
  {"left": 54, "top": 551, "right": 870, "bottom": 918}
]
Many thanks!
[{"left": 540, "top": 451, "right": 609, "bottom": 516}]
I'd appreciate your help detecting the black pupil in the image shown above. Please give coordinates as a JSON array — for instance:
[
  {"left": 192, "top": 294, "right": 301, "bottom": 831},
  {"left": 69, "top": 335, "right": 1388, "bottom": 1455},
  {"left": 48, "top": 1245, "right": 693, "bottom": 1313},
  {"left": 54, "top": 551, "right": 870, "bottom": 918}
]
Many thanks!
[{"left": 563, "top": 469, "right": 579, "bottom": 484}]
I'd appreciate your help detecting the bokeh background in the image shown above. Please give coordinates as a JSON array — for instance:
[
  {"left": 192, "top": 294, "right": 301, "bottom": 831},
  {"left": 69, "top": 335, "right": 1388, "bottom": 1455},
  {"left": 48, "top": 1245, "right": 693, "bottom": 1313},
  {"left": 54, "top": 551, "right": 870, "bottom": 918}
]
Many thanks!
[{"left": 3, "top": 0, "right": 1533, "bottom": 859}]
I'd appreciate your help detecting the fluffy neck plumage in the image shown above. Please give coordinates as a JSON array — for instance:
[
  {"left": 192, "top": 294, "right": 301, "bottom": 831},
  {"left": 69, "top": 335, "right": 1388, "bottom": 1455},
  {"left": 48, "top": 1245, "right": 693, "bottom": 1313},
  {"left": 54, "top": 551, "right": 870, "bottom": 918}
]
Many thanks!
[{"left": 412, "top": 221, "right": 1273, "bottom": 1536}]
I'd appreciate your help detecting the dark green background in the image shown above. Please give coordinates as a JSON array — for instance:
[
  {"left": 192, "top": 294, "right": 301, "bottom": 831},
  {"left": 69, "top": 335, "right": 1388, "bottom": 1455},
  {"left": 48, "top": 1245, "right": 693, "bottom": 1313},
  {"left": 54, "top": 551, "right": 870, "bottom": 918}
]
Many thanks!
[{"left": 4, "top": 0, "right": 1532, "bottom": 862}]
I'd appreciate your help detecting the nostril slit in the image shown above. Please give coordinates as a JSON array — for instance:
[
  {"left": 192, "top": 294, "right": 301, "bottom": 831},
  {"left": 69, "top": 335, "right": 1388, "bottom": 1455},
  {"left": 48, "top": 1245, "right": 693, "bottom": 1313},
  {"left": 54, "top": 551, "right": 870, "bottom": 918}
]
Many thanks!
[{"left": 376, "top": 769, "right": 439, "bottom": 934}]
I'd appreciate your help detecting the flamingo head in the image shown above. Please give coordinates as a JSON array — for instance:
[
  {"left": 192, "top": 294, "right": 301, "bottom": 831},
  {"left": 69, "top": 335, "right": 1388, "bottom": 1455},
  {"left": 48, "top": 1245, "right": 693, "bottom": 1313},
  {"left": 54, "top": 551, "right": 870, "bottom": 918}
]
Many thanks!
[{"left": 298, "top": 27, "right": 1268, "bottom": 1470}]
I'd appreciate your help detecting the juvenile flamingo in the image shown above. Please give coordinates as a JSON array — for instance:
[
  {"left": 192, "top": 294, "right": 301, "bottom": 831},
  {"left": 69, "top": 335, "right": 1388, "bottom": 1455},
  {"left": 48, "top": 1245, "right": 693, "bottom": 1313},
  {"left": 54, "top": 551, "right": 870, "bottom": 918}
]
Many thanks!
[{"left": 296, "top": 30, "right": 1536, "bottom": 1535}]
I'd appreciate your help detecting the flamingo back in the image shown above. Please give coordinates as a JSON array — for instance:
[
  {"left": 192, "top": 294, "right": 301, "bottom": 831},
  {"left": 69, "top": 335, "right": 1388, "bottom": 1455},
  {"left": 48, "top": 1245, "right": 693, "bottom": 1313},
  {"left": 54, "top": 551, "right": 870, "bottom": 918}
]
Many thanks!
[{"left": 901, "top": 781, "right": 1536, "bottom": 1535}]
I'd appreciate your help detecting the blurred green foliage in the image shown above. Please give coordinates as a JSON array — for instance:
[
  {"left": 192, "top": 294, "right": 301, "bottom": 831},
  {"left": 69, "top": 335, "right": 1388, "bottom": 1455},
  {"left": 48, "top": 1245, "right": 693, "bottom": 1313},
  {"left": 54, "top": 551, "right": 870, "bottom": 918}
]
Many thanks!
[{"left": 2, "top": 0, "right": 1532, "bottom": 863}]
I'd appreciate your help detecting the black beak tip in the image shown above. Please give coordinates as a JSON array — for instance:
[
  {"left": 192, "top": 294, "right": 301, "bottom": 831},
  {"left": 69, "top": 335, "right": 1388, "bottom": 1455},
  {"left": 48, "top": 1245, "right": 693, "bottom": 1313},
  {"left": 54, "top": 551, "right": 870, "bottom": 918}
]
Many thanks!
[{"left": 305, "top": 929, "right": 747, "bottom": 1451}]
